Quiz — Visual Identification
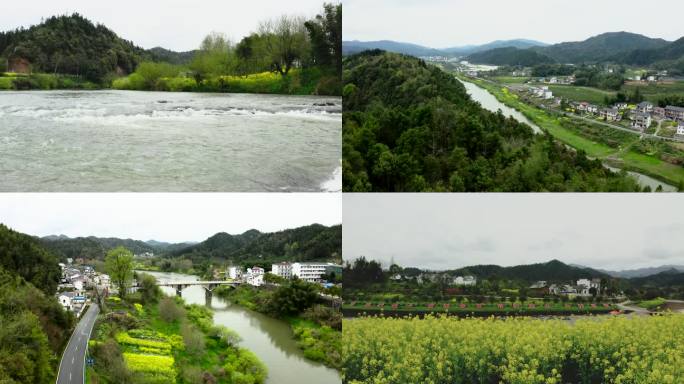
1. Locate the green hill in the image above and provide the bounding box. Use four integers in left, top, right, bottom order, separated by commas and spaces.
534, 32, 669, 63
342, 51, 642, 192
451, 260, 609, 282
169, 224, 342, 265
40, 235, 160, 261
0, 13, 147, 81
466, 46, 554, 66
0, 225, 75, 384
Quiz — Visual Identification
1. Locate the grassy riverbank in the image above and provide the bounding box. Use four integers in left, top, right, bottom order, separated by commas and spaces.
86, 280, 266, 384
0, 72, 100, 90
215, 283, 342, 369
460, 75, 684, 188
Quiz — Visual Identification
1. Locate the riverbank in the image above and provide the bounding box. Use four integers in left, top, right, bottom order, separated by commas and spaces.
458, 74, 684, 189
215, 284, 342, 369
0, 68, 341, 96
86, 286, 267, 384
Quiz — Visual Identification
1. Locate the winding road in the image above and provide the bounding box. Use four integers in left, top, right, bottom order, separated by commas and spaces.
56, 304, 99, 384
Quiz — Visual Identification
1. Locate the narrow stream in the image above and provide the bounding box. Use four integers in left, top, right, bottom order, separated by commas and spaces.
459, 79, 677, 191
140, 271, 340, 384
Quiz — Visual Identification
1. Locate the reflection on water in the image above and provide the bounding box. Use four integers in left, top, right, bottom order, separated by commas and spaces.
141, 271, 340, 384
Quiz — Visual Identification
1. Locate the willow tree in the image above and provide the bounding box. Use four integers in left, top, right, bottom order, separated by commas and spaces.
258, 15, 309, 76
105, 246, 134, 299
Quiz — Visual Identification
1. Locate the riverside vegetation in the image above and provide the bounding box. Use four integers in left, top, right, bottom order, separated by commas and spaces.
215, 277, 342, 369
0, 3, 341, 95
87, 271, 267, 384
342, 314, 684, 384
342, 51, 645, 191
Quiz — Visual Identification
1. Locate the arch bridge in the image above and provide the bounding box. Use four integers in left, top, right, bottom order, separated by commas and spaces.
156, 280, 241, 300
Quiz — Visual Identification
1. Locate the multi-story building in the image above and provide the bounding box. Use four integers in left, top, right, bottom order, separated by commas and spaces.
228, 266, 243, 280
292, 262, 340, 283
632, 112, 651, 131
452, 275, 477, 286
245, 267, 264, 286
270, 262, 293, 279
637, 101, 653, 114
665, 105, 684, 121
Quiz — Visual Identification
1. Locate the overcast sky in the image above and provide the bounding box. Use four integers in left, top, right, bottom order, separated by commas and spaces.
344, 194, 684, 271
0, 193, 341, 243
0, 0, 327, 51
344, 0, 683, 48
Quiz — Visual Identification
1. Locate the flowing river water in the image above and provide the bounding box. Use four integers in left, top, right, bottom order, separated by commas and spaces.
141, 271, 340, 384
459, 79, 677, 191
0, 90, 341, 192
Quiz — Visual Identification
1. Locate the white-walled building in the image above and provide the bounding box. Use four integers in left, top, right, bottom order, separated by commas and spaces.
270, 262, 293, 279
228, 266, 243, 280
452, 275, 477, 286
577, 278, 601, 296
677, 123, 684, 136
245, 267, 264, 286
291, 262, 339, 283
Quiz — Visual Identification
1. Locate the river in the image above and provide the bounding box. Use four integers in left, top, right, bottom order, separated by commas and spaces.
459, 79, 677, 191
141, 271, 340, 384
0, 90, 341, 192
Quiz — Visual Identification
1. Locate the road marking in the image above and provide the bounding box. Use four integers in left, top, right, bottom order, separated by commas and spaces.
72, 356, 74, 364
69, 372, 72, 382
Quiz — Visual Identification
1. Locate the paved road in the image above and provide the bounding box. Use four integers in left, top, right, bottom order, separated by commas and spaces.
616, 301, 652, 315
56, 304, 100, 384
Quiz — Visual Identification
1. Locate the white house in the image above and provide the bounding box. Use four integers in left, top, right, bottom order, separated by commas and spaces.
543, 90, 553, 99
577, 278, 601, 296
291, 262, 333, 283
58, 292, 76, 311
245, 267, 264, 286
632, 112, 652, 131
270, 262, 293, 279
228, 266, 243, 280
530, 281, 547, 289
452, 275, 476, 286
677, 124, 684, 136
637, 101, 653, 114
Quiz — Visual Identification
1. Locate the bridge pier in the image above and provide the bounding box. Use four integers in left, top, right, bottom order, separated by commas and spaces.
175, 285, 184, 297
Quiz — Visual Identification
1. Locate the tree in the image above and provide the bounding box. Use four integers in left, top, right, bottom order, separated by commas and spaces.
105, 246, 134, 299
304, 3, 342, 75
268, 278, 319, 316
159, 297, 184, 323
137, 272, 161, 304
258, 15, 309, 76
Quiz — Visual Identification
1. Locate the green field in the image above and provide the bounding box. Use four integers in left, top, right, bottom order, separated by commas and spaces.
462, 76, 684, 188
491, 76, 531, 84
344, 299, 615, 314
546, 84, 616, 105
622, 81, 684, 103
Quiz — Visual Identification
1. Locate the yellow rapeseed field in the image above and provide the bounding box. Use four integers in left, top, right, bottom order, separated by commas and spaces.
342, 315, 684, 384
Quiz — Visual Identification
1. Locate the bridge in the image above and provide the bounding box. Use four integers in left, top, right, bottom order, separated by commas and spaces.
156, 280, 241, 300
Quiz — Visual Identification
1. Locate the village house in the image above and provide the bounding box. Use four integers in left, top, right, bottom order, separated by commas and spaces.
228, 266, 243, 280
632, 112, 652, 131
600, 108, 621, 121
577, 102, 588, 112
577, 278, 601, 296
390, 273, 402, 281
677, 123, 684, 136
653, 106, 666, 119
614, 102, 628, 110
637, 101, 654, 114
665, 105, 684, 121
270, 262, 293, 279
452, 275, 477, 286
587, 104, 598, 114
244, 267, 265, 286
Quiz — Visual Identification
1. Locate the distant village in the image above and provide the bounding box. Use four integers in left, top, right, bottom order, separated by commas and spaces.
389, 271, 622, 299
226, 261, 342, 288
57, 259, 111, 318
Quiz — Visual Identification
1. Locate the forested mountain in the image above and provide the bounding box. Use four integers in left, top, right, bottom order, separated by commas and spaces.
40, 235, 161, 261
449, 260, 609, 282
533, 32, 669, 63
466, 47, 555, 66
597, 265, 684, 278
147, 47, 197, 65
0, 224, 62, 294
168, 224, 342, 265
444, 39, 548, 56
342, 39, 548, 58
342, 51, 642, 191
342, 40, 443, 57
0, 13, 147, 81
0, 225, 74, 384
620, 37, 684, 65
